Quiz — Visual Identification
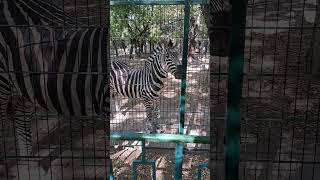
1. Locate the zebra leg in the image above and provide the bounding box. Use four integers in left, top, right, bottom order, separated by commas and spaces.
154, 103, 160, 119
7, 96, 33, 157
0, 95, 9, 177
153, 105, 165, 133
110, 88, 119, 118
6, 96, 49, 179
143, 99, 160, 133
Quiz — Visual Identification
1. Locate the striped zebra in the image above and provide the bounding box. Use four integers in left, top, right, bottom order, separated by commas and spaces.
0, 0, 109, 175
110, 39, 181, 133
201, 0, 231, 56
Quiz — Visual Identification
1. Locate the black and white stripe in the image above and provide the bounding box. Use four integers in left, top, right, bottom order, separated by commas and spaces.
210, 0, 229, 13
200, 0, 230, 56
0, 0, 109, 157
110, 39, 180, 132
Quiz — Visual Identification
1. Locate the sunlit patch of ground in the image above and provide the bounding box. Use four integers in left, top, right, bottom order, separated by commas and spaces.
111, 148, 209, 180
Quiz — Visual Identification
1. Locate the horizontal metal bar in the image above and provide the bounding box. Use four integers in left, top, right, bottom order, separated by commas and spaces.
110, 145, 210, 151
4, 156, 320, 165
1, 24, 319, 30
110, 132, 210, 144
110, 0, 208, 5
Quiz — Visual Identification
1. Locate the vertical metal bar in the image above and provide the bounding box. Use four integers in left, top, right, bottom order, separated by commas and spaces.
311, 100, 320, 179
291, 0, 307, 179
225, 0, 247, 180
197, 163, 208, 180
105, 0, 111, 177
110, 160, 114, 180
132, 162, 138, 180
175, 0, 191, 179
141, 141, 146, 162
300, 80, 311, 180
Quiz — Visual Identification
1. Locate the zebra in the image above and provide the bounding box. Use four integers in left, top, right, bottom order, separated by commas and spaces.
201, 0, 231, 57
0, 0, 109, 177
110, 39, 181, 133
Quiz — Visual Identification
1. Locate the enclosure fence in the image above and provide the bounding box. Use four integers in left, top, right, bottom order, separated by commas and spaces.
109, 0, 247, 180
109, 0, 213, 179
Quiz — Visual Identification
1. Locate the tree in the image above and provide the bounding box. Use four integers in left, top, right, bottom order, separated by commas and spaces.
111, 5, 166, 57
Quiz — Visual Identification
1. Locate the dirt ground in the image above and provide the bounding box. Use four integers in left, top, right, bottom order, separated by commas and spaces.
111, 148, 209, 180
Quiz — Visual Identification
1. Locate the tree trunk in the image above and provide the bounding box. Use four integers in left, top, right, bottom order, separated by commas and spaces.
135, 42, 138, 54
140, 41, 144, 54
201, 1, 231, 57
122, 40, 126, 55
149, 41, 152, 53
129, 39, 134, 59
112, 40, 118, 57
306, 1, 320, 78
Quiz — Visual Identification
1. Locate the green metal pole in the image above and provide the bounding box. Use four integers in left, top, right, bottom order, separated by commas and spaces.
110, 132, 209, 144
141, 141, 146, 162
175, 0, 191, 179
225, 0, 247, 180
110, 160, 114, 180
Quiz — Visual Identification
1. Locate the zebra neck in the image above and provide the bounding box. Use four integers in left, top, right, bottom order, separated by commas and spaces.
145, 58, 167, 85
150, 46, 167, 74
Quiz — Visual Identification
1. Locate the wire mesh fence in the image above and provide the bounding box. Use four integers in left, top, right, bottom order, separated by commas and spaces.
109, 3, 210, 179
0, 0, 110, 179
210, 0, 320, 179
2, 0, 319, 179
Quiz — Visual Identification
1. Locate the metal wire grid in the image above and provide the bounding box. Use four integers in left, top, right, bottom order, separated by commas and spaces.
0, 0, 109, 179
210, 0, 320, 179
110, 4, 210, 150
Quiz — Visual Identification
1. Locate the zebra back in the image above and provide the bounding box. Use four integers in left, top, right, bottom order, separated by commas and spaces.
0, 0, 109, 116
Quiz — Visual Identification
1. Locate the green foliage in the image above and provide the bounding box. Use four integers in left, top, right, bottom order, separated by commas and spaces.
111, 5, 164, 43
110, 5, 207, 44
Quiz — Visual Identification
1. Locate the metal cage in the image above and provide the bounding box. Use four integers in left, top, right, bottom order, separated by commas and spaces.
109, 1, 210, 179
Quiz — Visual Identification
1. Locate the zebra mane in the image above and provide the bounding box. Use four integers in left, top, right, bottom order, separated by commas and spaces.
146, 44, 165, 63
140, 43, 171, 75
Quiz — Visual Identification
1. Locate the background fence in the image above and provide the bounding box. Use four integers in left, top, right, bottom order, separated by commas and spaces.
210, 0, 320, 179
109, 3, 211, 179
0, 0, 110, 179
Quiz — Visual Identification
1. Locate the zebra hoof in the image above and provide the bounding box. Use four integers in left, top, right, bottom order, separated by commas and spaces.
145, 125, 154, 134
154, 125, 165, 134
156, 128, 165, 134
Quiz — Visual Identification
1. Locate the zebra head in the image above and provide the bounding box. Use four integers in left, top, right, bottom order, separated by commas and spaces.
162, 39, 182, 79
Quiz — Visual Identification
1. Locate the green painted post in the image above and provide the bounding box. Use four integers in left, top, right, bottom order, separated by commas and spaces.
141, 141, 146, 162
110, 160, 114, 180
197, 163, 208, 180
225, 0, 247, 180
110, 132, 209, 144
132, 141, 157, 180
175, 0, 191, 179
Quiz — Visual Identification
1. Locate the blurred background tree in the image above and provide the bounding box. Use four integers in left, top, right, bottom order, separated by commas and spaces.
110, 5, 208, 57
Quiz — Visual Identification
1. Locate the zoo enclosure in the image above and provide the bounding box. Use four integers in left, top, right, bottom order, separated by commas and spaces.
209, 0, 320, 180
109, 2, 245, 177
109, 0, 213, 179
